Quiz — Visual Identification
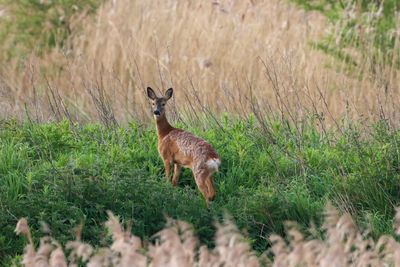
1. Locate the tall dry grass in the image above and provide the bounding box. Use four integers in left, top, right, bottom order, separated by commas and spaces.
15, 204, 400, 266
1, 0, 399, 126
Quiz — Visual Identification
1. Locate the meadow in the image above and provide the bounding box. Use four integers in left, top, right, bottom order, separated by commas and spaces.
2, 116, 400, 266
0, 0, 400, 266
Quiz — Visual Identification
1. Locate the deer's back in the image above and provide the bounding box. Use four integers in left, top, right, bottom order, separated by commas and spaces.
158, 128, 220, 171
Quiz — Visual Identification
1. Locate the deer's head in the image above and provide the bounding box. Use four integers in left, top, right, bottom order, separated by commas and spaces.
147, 87, 173, 118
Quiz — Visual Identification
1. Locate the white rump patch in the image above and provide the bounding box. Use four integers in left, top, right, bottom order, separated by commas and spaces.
206, 158, 221, 172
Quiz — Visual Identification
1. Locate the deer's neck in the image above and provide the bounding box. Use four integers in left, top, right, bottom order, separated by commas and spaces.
155, 113, 174, 139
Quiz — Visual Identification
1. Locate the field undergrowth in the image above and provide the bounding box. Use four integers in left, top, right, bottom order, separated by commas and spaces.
1, 115, 400, 265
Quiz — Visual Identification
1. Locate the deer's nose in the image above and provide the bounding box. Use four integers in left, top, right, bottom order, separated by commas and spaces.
154, 110, 160, 115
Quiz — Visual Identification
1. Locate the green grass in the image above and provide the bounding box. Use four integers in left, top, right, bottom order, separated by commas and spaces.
1, 116, 400, 265
0, 0, 101, 62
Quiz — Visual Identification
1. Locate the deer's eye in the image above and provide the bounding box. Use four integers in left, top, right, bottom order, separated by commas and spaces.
152, 103, 155, 106
162, 103, 165, 106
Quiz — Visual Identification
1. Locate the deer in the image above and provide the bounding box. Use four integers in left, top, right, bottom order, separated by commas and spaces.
147, 87, 221, 209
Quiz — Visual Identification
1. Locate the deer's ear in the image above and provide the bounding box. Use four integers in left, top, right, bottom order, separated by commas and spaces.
165, 88, 173, 100
147, 87, 156, 100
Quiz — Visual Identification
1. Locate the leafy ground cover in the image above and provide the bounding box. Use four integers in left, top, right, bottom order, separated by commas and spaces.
1, 116, 399, 265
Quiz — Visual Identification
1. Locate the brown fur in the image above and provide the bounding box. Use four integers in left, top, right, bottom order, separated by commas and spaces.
147, 87, 221, 208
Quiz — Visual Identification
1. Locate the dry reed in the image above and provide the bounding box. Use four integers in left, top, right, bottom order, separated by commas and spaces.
1, 0, 398, 126
15, 203, 400, 266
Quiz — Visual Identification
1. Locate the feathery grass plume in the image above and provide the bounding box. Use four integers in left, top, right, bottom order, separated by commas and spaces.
268, 202, 400, 266
394, 207, 400, 235
49, 247, 67, 267
65, 240, 94, 265
149, 218, 198, 266
269, 234, 289, 266
203, 214, 259, 267
15, 218, 36, 266
15, 219, 60, 267
66, 219, 94, 265
86, 248, 114, 267
34, 237, 53, 267
104, 210, 146, 267
14, 205, 400, 266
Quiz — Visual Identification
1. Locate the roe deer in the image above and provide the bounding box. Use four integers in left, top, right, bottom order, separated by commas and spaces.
147, 87, 221, 209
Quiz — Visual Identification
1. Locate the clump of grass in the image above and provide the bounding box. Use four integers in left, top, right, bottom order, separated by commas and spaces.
14, 203, 400, 266
269, 202, 400, 266
15, 212, 258, 266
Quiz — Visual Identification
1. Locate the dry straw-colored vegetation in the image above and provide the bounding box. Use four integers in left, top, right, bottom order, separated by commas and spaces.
15, 204, 400, 267
1, 0, 399, 125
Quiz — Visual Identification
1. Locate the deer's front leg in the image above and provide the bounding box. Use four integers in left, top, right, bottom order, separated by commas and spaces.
163, 159, 173, 182
172, 164, 182, 186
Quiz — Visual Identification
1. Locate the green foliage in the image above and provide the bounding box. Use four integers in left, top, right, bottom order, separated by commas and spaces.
0, 0, 101, 61
1, 117, 400, 265
292, 0, 400, 69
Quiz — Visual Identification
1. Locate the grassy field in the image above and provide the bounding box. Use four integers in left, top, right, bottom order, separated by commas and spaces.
1, 115, 400, 265
1, 0, 400, 265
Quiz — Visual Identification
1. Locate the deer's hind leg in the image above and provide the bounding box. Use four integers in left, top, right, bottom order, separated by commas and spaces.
194, 169, 215, 209
205, 175, 215, 202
